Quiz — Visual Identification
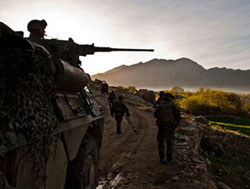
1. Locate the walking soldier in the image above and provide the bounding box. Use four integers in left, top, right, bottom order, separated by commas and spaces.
154, 93, 181, 163
111, 96, 130, 134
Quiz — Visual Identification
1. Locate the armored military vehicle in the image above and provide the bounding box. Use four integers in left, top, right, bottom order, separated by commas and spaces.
0, 22, 153, 189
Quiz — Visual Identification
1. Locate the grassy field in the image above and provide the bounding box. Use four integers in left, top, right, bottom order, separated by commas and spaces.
208, 117, 250, 136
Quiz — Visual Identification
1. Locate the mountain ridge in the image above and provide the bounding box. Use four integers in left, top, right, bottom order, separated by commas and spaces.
91, 58, 250, 92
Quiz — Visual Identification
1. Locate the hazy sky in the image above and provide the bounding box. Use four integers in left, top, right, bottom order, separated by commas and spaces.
1, 0, 250, 74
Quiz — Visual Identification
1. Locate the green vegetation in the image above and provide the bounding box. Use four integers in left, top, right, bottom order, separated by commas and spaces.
163, 88, 250, 135
210, 124, 250, 136
165, 88, 250, 116
202, 149, 250, 188
117, 86, 250, 119
209, 117, 250, 126
118, 86, 138, 95
209, 117, 250, 136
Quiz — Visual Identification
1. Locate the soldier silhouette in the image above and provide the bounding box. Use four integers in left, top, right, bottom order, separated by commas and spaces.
154, 91, 164, 108
154, 93, 181, 163
108, 91, 116, 110
111, 96, 130, 134
101, 81, 109, 95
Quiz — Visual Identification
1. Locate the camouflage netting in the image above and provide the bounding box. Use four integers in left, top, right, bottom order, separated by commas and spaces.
0, 46, 58, 188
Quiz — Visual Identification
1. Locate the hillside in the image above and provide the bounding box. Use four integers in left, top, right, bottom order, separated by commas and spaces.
92, 58, 250, 92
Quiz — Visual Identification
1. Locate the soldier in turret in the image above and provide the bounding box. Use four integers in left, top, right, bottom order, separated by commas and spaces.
111, 96, 130, 134
154, 93, 181, 163
27, 19, 47, 39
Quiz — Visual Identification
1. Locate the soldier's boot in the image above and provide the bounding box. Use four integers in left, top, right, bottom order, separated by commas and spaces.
167, 153, 172, 162
166, 139, 173, 162
117, 121, 122, 134
159, 152, 166, 163
117, 128, 121, 134
157, 137, 165, 163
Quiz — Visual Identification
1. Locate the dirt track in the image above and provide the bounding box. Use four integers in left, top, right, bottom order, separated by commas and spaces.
96, 95, 179, 189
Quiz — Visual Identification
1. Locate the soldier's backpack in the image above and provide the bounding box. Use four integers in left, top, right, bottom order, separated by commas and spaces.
113, 101, 124, 115
156, 102, 175, 123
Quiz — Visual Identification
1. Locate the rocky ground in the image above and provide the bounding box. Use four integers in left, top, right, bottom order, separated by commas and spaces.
93, 89, 250, 189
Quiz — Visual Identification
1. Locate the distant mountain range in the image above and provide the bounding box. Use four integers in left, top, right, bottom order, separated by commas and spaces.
91, 58, 250, 92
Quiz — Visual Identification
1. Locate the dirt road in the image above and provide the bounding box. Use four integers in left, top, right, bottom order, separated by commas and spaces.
96, 95, 179, 189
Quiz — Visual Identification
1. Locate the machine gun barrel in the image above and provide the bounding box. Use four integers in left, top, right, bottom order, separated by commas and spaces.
78, 44, 154, 56
95, 47, 154, 52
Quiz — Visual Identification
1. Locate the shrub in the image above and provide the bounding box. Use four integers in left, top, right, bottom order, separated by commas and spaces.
171, 86, 184, 95
176, 89, 248, 116
118, 86, 138, 95
242, 102, 250, 113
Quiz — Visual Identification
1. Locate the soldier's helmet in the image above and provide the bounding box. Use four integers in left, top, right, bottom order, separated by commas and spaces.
159, 91, 165, 97
164, 93, 174, 101
27, 19, 47, 32
118, 95, 124, 101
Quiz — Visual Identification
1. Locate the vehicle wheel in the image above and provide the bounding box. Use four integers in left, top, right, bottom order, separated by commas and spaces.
65, 134, 99, 189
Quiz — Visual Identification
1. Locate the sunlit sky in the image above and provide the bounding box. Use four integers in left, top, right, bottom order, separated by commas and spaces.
1, 0, 250, 74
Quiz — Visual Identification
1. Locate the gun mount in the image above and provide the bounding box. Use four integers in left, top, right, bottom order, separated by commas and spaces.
27, 37, 154, 67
